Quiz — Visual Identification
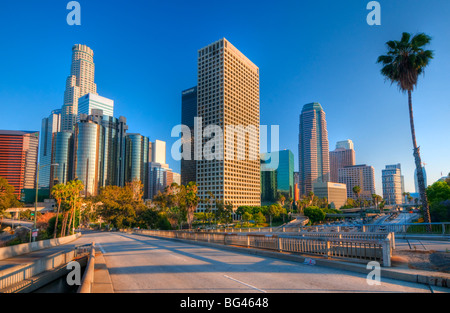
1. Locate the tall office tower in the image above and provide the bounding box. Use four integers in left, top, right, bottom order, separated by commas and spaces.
50, 131, 74, 187
382, 164, 403, 205
173, 172, 181, 185
261, 150, 294, 197
0, 130, 39, 197
298, 102, 330, 196
39, 109, 61, 187
62, 44, 97, 131
338, 164, 375, 202
125, 133, 149, 198
336, 140, 354, 150
196, 38, 260, 212
150, 140, 166, 164
414, 166, 427, 194
181, 86, 198, 185
260, 168, 277, 203
329, 142, 356, 183
73, 113, 103, 196
77, 93, 114, 120
69, 110, 128, 195
115, 116, 129, 187
148, 162, 169, 200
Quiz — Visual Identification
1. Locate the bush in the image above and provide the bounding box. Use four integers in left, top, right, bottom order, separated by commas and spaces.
304, 206, 326, 224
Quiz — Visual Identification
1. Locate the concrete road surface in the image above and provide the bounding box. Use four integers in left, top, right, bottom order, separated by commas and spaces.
77, 231, 448, 293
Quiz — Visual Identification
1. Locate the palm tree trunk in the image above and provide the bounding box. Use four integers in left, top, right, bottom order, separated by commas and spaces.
408, 90, 431, 230
53, 201, 61, 239
61, 212, 68, 237
67, 208, 74, 235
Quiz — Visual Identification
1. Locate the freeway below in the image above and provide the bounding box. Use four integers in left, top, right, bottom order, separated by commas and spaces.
77, 231, 447, 293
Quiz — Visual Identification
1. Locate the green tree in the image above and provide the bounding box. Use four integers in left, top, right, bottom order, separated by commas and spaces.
377, 32, 434, 225
242, 211, 253, 226
253, 211, 266, 226
426, 181, 450, 222
0, 177, 20, 214
304, 206, 326, 225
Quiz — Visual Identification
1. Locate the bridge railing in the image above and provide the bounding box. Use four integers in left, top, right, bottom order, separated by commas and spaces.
132, 229, 392, 267
295, 222, 450, 235
78, 242, 95, 293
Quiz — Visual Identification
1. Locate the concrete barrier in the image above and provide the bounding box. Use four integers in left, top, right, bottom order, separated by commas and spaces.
0, 233, 81, 261
78, 242, 95, 293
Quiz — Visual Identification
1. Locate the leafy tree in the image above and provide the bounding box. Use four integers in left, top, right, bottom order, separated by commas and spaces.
242, 211, 253, 226
377, 32, 434, 225
253, 211, 266, 226
304, 206, 326, 224
426, 181, 450, 222
0, 177, 20, 214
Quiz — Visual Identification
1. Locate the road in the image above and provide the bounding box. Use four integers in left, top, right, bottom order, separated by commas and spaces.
77, 231, 448, 293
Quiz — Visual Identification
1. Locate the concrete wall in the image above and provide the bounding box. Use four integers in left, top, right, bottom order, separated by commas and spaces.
0, 233, 81, 261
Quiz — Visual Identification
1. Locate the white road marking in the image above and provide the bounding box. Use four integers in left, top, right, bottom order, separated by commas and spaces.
223, 275, 266, 293
96, 242, 106, 254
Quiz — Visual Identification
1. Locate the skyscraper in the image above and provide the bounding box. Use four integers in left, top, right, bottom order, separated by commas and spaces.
77, 93, 114, 120
73, 114, 103, 196
382, 164, 403, 205
181, 86, 198, 186
336, 140, 354, 150
414, 166, 427, 194
261, 150, 294, 197
196, 38, 260, 211
50, 131, 73, 187
338, 164, 375, 201
0, 130, 39, 197
329, 141, 356, 183
62, 44, 97, 131
298, 102, 330, 196
39, 109, 61, 187
125, 133, 149, 198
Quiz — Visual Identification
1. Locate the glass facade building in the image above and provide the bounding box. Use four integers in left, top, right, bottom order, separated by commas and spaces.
74, 118, 103, 196
298, 102, 330, 196
181, 86, 197, 185
261, 150, 294, 197
78, 93, 114, 120
39, 109, 61, 187
125, 133, 149, 198
50, 131, 74, 187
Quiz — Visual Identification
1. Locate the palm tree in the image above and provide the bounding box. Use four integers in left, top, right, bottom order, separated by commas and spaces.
377, 32, 433, 226
51, 183, 68, 238
352, 186, 361, 207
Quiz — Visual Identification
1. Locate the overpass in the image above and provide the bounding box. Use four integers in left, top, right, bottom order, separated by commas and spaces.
0, 230, 449, 293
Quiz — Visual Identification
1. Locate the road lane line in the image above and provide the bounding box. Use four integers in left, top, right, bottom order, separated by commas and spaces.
223, 275, 266, 293
96, 242, 106, 254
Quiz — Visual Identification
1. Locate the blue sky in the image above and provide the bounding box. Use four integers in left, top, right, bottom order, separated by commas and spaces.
0, 0, 449, 194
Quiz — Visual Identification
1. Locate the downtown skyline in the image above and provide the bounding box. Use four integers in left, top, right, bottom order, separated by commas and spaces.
1, 1, 449, 195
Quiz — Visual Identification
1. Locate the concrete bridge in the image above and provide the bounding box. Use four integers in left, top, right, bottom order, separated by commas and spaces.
0, 230, 449, 294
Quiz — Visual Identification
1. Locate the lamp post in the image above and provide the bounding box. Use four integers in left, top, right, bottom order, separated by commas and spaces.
33, 163, 59, 241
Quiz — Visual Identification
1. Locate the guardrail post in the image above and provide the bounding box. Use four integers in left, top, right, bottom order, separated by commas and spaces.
247, 236, 250, 248
326, 241, 331, 258
442, 223, 446, 235
278, 237, 282, 252
382, 239, 391, 267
